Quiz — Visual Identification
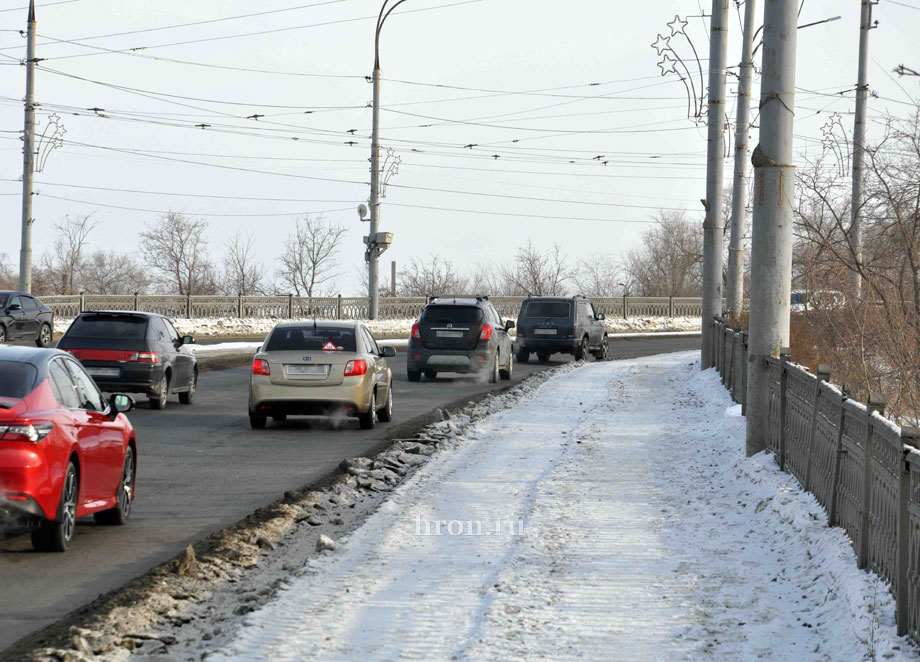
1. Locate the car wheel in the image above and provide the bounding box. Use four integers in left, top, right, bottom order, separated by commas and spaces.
594, 337, 609, 361
272, 414, 287, 423
537, 352, 551, 363
575, 336, 589, 361
378, 382, 394, 422
0, 324, 6, 344
516, 348, 529, 364
423, 369, 438, 380
179, 370, 197, 405
359, 391, 377, 430
35, 323, 52, 348
149, 375, 169, 410
250, 413, 267, 429
32, 461, 78, 552
499, 352, 513, 380
407, 369, 421, 382
488, 354, 499, 384
95, 447, 135, 526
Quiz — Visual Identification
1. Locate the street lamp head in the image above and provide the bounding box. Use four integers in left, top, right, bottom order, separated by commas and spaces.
357, 203, 369, 220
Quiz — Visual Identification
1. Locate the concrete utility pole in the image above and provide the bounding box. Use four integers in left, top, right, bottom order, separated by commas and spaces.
18, 0, 36, 294
700, 0, 730, 369
849, 0, 875, 298
390, 260, 396, 297
726, 0, 757, 318
746, 0, 800, 456
367, 0, 408, 320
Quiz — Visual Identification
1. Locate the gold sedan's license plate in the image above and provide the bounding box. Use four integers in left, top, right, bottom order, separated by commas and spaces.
534, 329, 557, 335
285, 364, 329, 377
436, 330, 464, 338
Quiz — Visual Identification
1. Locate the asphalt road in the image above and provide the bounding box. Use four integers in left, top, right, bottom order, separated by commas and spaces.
0, 336, 699, 653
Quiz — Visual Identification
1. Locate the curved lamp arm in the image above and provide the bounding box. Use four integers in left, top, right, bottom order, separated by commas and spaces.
375, 0, 411, 69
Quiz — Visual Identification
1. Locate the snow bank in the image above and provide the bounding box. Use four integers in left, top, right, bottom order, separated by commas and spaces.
54, 316, 701, 338
197, 353, 914, 661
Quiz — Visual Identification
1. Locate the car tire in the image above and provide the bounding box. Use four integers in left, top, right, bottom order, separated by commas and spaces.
537, 352, 551, 363
407, 369, 421, 382
94, 447, 135, 526
0, 324, 6, 344
250, 413, 267, 429
499, 353, 513, 381
423, 369, 437, 380
593, 337, 609, 361
574, 336, 589, 362
35, 323, 52, 348
378, 383, 394, 422
359, 391, 377, 430
488, 354, 499, 384
516, 348, 529, 364
32, 461, 78, 552
149, 375, 169, 410
179, 370, 197, 405
272, 414, 287, 423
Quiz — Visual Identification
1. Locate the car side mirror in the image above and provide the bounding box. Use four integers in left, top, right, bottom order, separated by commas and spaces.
381, 346, 397, 358
596, 313, 605, 321
505, 320, 515, 330
7, 303, 21, 312
110, 393, 135, 416
182, 335, 195, 345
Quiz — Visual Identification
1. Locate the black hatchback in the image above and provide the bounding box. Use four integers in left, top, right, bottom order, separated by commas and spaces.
514, 296, 608, 362
57, 311, 197, 410
0, 291, 54, 347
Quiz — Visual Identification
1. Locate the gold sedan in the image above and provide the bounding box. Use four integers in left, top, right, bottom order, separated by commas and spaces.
248, 321, 396, 430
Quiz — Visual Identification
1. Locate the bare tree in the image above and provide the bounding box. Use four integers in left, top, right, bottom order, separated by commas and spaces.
276, 215, 347, 297
80, 251, 150, 295
397, 254, 467, 296
220, 232, 265, 295
140, 212, 217, 295
624, 212, 703, 297
0, 253, 15, 289
35, 214, 97, 294
574, 254, 622, 296
498, 241, 573, 296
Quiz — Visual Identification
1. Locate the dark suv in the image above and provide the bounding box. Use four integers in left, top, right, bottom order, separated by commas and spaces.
515, 296, 608, 363
0, 291, 54, 347
407, 296, 514, 383
57, 311, 197, 410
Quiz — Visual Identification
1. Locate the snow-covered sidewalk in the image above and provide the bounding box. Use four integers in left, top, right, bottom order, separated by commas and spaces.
208, 352, 914, 661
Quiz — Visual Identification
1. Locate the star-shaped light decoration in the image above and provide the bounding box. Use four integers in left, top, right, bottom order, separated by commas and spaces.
650, 33, 671, 56
657, 54, 677, 77
667, 15, 689, 37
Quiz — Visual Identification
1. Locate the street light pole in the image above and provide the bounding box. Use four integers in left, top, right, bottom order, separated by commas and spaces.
849, 0, 875, 298
18, 0, 36, 294
368, 0, 409, 320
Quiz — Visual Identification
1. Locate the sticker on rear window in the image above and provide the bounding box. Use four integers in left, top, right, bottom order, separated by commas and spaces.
322, 342, 342, 351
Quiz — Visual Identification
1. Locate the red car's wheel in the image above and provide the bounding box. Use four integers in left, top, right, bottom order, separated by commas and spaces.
94, 446, 135, 526
32, 461, 78, 553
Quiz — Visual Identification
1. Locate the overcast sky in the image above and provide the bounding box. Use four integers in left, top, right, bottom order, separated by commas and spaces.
1, 0, 918, 295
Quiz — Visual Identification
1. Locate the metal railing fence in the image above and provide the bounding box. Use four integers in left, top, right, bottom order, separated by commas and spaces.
711, 317, 920, 641
38, 294, 706, 321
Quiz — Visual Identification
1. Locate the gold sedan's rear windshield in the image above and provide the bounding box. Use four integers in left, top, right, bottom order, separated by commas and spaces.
266, 326, 357, 352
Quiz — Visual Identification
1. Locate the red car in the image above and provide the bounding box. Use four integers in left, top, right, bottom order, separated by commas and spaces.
0, 346, 137, 551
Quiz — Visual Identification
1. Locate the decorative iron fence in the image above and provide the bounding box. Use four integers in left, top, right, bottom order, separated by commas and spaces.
39, 294, 705, 321
711, 317, 920, 642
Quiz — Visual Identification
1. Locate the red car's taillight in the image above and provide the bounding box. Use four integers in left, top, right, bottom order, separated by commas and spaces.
411, 323, 420, 339
127, 351, 158, 363
480, 324, 493, 340
344, 359, 367, 377
252, 359, 271, 376
0, 419, 53, 443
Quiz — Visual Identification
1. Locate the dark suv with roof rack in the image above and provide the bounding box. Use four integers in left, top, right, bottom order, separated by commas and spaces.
407, 295, 514, 383
514, 296, 608, 363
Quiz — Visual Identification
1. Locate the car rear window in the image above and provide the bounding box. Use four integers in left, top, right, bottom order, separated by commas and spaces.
420, 306, 483, 325
66, 314, 148, 340
265, 326, 357, 352
0, 361, 38, 399
523, 301, 571, 318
